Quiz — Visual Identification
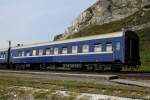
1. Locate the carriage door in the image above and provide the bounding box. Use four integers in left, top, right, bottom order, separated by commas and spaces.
129, 39, 133, 61
113, 42, 121, 62
129, 39, 139, 64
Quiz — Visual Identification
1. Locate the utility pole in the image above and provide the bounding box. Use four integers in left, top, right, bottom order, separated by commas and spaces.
7, 40, 11, 69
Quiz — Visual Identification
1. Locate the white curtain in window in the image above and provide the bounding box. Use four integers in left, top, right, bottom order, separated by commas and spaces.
62, 47, 67, 54
39, 50, 43, 56
32, 50, 37, 56
46, 49, 51, 55
94, 44, 102, 52
54, 48, 58, 55
72, 46, 78, 54
106, 43, 112, 52
26, 51, 30, 56
82, 45, 89, 53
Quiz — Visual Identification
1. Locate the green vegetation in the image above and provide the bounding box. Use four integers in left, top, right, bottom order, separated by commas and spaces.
137, 28, 150, 71
67, 10, 150, 71
71, 9, 150, 37
0, 74, 149, 99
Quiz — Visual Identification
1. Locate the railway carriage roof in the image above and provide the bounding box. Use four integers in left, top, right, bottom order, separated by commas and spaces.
0, 31, 124, 50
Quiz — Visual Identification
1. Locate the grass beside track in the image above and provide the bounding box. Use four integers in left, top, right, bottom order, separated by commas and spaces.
0, 74, 149, 99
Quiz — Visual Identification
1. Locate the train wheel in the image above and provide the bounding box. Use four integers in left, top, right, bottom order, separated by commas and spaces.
81, 64, 87, 71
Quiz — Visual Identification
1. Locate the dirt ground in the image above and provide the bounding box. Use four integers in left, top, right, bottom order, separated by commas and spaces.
0, 71, 149, 100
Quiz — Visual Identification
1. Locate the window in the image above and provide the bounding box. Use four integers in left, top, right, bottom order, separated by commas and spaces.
26, 51, 30, 56
94, 44, 102, 52
22, 51, 25, 56
54, 48, 58, 55
11, 53, 13, 57
3, 53, 5, 59
62, 47, 68, 54
106, 43, 112, 52
46, 48, 51, 55
0, 54, 2, 58
0, 54, 3, 58
18, 51, 22, 57
116, 42, 121, 51
39, 49, 43, 56
82, 45, 89, 53
2, 53, 5, 58
32, 50, 37, 56
72, 46, 78, 54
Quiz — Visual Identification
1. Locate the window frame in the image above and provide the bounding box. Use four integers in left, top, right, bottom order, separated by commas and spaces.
45, 48, 51, 55
106, 43, 113, 52
62, 47, 68, 54
72, 46, 78, 54
32, 50, 37, 56
94, 43, 102, 52
39, 49, 43, 56
54, 48, 59, 55
82, 45, 89, 53
22, 51, 25, 57
0, 53, 3, 58
116, 42, 121, 51
18, 51, 22, 57
3, 53, 6, 59
26, 51, 30, 56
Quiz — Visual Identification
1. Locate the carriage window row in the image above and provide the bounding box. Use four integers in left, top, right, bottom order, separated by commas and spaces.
17, 43, 114, 57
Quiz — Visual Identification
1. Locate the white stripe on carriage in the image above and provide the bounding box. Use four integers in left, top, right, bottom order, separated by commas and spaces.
13, 51, 113, 59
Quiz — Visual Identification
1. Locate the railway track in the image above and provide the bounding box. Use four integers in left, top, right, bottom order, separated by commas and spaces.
0, 69, 150, 80
0, 69, 150, 88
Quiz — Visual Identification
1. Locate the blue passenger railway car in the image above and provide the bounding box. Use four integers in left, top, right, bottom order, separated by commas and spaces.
0, 31, 140, 71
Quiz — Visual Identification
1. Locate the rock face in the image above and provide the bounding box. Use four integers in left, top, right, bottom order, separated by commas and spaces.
55, 0, 150, 40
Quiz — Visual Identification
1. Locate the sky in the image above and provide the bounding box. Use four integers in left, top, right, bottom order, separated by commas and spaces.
0, 0, 96, 48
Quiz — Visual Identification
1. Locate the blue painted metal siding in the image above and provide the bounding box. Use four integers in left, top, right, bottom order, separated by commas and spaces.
13, 56, 52, 64
0, 59, 6, 64
11, 36, 125, 64
52, 53, 113, 63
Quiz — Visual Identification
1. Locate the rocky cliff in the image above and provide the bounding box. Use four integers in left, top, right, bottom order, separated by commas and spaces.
54, 0, 150, 40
